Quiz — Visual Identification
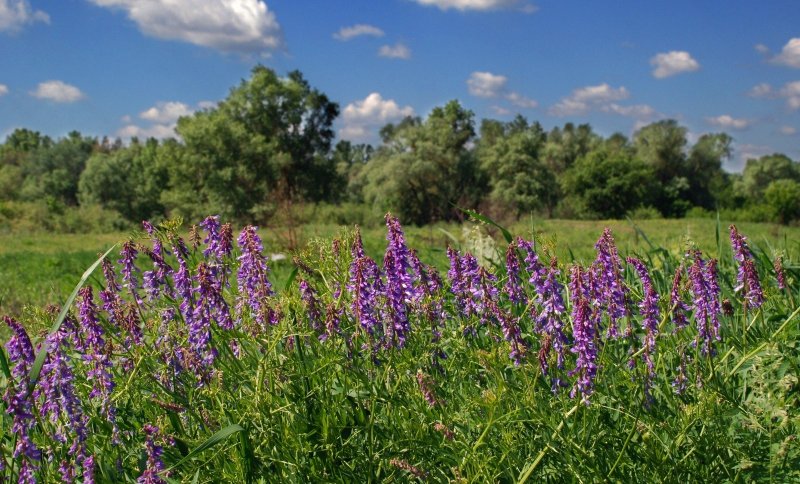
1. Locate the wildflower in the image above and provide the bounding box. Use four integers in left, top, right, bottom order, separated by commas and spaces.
3, 317, 42, 475
390, 458, 428, 479
568, 265, 598, 404
119, 240, 141, 302
627, 257, 661, 402
689, 251, 722, 355
593, 228, 628, 337
517, 237, 548, 294
536, 258, 568, 375
191, 262, 226, 368
774, 255, 787, 290
348, 255, 383, 338
504, 240, 526, 304
669, 264, 690, 331
730, 225, 764, 309
416, 370, 442, 407
236, 225, 275, 330
672, 350, 689, 395
299, 279, 323, 334
383, 214, 418, 347
138, 424, 167, 484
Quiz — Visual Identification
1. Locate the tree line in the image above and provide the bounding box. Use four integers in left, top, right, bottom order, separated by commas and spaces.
1, 65, 799, 230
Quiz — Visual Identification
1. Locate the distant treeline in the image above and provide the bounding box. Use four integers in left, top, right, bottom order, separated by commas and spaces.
2, 65, 799, 232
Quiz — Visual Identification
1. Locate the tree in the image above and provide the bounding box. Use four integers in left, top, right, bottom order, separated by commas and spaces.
765, 179, 800, 224
738, 154, 800, 201
686, 133, 732, 209
634, 120, 691, 216
79, 138, 167, 222
561, 146, 656, 219
361, 101, 482, 224
166, 66, 339, 221
18, 131, 94, 206
478, 117, 558, 217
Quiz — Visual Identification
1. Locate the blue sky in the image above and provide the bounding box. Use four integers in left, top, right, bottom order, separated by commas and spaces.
1, 0, 798, 171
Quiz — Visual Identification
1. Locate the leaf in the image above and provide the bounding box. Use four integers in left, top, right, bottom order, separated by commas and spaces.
462, 209, 513, 244
28, 244, 117, 390
167, 424, 245, 472
0, 347, 11, 380
284, 266, 298, 292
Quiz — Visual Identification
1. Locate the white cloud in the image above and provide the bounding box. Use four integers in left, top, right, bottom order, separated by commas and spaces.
412, 0, 534, 12
30, 80, 85, 103
340, 92, 415, 141
333, 24, 384, 41
549, 83, 630, 116
732, 143, 773, 172
117, 124, 177, 139
490, 105, 512, 116
0, 84, 7, 96
139, 101, 193, 124
650, 51, 700, 79
705, 115, 751, 130
780, 125, 796, 135
772, 38, 800, 68
378, 42, 411, 59
0, 0, 49, 33
505, 91, 537, 108
748, 82, 773, 98
467, 71, 507, 97
467, 71, 537, 110
88, 0, 283, 55
602, 103, 655, 118
754, 43, 770, 55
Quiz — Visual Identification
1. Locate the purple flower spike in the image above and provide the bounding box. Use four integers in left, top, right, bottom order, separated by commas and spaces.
200, 215, 222, 258
236, 225, 276, 330
774, 256, 787, 290
348, 255, 383, 339
504, 241, 526, 305
138, 424, 167, 484
119, 240, 141, 302
689, 251, 722, 356
299, 279, 323, 334
669, 265, 691, 331
627, 257, 661, 401
730, 225, 764, 309
3, 317, 42, 470
568, 265, 599, 404
593, 228, 628, 338
383, 214, 417, 347
536, 258, 568, 376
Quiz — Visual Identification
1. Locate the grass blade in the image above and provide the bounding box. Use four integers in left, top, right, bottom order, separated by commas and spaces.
167, 424, 245, 472
462, 209, 513, 244
27, 244, 117, 390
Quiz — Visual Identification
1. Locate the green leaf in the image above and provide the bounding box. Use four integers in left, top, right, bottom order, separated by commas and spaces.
167, 424, 245, 472
28, 244, 117, 390
0, 346, 11, 380
462, 209, 513, 244
284, 266, 298, 292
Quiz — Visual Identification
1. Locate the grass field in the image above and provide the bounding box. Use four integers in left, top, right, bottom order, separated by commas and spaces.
1, 217, 798, 318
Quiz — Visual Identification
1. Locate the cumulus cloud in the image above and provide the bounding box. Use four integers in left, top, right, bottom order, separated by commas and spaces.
88, 0, 283, 55
772, 38, 800, 68
650, 51, 700, 79
0, 84, 7, 96
30, 80, 85, 103
490, 105, 512, 116
412, 0, 535, 12
549, 83, 630, 116
602, 103, 655, 118
340, 92, 415, 141
466, 71, 537, 110
754, 43, 770, 55
117, 123, 177, 139
780, 125, 796, 135
0, 0, 49, 33
139, 101, 193, 124
333, 24, 384, 41
706, 115, 751, 130
378, 42, 411, 59
750, 81, 800, 110
467, 71, 507, 97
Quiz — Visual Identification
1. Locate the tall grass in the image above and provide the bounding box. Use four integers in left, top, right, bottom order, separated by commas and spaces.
0, 215, 798, 482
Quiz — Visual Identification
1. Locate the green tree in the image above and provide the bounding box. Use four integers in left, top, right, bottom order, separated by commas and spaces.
561, 145, 655, 219
362, 101, 482, 224
633, 120, 691, 216
686, 133, 732, 209
478, 117, 558, 216
738, 154, 800, 201
166, 66, 339, 221
764, 179, 800, 224
18, 131, 94, 206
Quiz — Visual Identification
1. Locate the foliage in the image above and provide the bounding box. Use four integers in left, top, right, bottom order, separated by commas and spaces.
1, 215, 799, 482
765, 179, 800, 224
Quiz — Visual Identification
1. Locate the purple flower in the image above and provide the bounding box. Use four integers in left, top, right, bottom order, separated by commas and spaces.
382, 214, 418, 347
141, 225, 173, 302
504, 241, 526, 305
299, 279, 323, 335
190, 263, 222, 369
3, 317, 42, 470
200, 215, 223, 259
627, 257, 661, 401
774, 255, 787, 290
593, 229, 628, 338
689, 251, 722, 356
348, 255, 383, 339
568, 265, 599, 404
138, 424, 167, 484
730, 225, 764, 309
236, 226, 276, 330
669, 265, 690, 331
536, 259, 568, 375
119, 240, 141, 302
171, 237, 195, 329
517, 237, 547, 293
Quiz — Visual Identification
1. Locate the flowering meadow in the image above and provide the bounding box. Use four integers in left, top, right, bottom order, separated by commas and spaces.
1, 215, 798, 482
